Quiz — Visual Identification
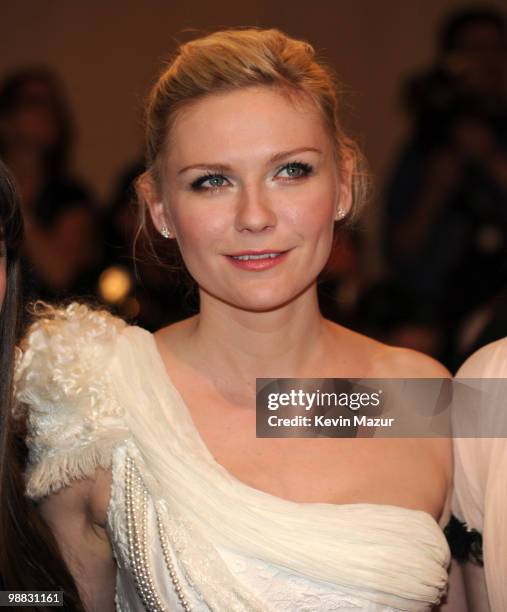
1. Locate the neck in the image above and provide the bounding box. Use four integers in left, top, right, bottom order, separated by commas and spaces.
186, 283, 329, 390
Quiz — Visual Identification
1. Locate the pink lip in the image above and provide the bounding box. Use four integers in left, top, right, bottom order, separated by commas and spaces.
227, 249, 286, 256
225, 249, 290, 271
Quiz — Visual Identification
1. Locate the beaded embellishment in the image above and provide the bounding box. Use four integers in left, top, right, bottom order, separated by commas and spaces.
123, 448, 265, 611
125, 454, 192, 611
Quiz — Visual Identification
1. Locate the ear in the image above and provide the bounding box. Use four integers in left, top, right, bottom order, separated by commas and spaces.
136, 171, 174, 236
334, 150, 354, 221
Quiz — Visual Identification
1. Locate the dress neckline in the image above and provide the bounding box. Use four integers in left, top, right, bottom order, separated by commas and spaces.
135, 326, 445, 530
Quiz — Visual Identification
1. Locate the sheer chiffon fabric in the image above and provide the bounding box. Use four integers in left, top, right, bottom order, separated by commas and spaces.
453, 338, 507, 612
14, 304, 450, 611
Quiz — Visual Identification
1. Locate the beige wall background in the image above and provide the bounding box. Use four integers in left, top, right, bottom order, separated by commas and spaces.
1, 0, 505, 274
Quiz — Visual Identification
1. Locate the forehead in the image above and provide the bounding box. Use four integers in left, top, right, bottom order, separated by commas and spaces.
166, 86, 331, 165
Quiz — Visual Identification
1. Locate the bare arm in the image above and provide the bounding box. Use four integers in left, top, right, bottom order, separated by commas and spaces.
37, 469, 115, 612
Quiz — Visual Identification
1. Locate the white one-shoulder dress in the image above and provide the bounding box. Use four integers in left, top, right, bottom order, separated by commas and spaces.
14, 303, 450, 611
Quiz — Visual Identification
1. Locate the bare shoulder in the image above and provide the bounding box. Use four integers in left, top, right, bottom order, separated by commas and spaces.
371, 342, 451, 379
324, 320, 450, 379
327, 323, 453, 495
376, 343, 453, 503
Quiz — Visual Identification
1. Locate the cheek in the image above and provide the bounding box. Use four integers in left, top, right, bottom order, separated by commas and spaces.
171, 205, 225, 265
283, 181, 336, 239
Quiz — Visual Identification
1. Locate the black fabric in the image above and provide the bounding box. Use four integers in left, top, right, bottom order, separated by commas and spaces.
444, 514, 484, 566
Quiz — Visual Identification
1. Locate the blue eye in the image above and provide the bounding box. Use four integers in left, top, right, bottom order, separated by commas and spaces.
277, 161, 314, 179
190, 160, 313, 192
190, 173, 227, 191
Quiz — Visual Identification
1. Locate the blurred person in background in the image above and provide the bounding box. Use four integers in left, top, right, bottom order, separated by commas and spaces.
380, 6, 507, 367
0, 159, 85, 609
0, 67, 102, 305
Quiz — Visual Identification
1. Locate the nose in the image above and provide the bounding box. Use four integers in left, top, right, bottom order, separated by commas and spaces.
234, 183, 277, 233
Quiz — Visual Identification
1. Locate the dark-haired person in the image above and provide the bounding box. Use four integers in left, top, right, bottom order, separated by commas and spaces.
0, 159, 84, 610
0, 160, 21, 430
381, 6, 507, 366
0, 67, 101, 303
15, 29, 452, 610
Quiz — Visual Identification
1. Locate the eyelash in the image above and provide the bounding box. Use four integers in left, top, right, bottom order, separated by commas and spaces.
190, 160, 314, 191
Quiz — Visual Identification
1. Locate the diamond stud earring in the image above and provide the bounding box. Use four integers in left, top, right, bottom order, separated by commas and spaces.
337, 208, 346, 220
160, 224, 171, 239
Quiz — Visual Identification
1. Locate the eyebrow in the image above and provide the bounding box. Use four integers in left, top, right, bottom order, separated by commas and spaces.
177, 147, 322, 175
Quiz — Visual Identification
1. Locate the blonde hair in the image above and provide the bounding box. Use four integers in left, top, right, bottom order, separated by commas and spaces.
137, 27, 368, 237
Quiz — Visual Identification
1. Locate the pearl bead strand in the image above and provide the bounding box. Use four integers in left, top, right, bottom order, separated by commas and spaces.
125, 454, 192, 610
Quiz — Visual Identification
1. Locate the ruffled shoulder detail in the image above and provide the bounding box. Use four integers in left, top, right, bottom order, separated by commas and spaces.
14, 302, 131, 500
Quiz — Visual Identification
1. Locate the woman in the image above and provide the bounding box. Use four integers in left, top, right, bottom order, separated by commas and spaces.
452, 337, 507, 612
14, 28, 452, 611
0, 159, 84, 608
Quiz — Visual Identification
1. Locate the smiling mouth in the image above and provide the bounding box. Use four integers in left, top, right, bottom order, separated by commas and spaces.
226, 250, 289, 261
230, 253, 282, 261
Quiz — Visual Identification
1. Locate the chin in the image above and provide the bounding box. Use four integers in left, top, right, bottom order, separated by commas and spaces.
223, 283, 314, 313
